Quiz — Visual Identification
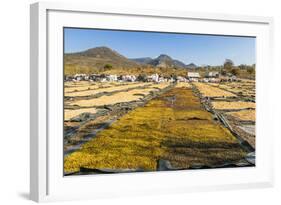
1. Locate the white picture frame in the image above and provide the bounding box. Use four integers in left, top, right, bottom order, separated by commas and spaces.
30, 1, 274, 202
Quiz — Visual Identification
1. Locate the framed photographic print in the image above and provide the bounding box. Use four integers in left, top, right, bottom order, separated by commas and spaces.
30, 2, 274, 202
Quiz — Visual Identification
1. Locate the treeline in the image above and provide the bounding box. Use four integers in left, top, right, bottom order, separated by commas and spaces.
65, 59, 255, 79
194, 59, 255, 79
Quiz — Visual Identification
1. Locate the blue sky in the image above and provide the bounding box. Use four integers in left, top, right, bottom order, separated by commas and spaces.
64, 28, 255, 66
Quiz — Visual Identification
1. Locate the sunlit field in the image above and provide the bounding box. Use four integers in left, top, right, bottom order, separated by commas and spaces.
64, 87, 246, 173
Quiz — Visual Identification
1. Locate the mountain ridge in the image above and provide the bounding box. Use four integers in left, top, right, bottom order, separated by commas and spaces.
131, 54, 197, 69
64, 46, 197, 75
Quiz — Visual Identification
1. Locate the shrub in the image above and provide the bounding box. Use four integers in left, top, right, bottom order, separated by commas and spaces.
104, 64, 113, 70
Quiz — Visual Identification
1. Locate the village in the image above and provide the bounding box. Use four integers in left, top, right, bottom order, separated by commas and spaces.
64, 71, 238, 84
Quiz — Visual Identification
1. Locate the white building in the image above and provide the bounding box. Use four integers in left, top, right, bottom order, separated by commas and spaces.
206, 71, 219, 78
122, 75, 136, 82
73, 73, 88, 81
147, 74, 159, 82
187, 72, 200, 82
106, 74, 118, 82
177, 76, 188, 82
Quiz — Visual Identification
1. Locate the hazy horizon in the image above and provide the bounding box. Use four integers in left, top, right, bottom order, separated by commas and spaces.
64, 28, 256, 66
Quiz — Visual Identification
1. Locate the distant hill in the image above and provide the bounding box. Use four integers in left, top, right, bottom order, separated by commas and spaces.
186, 63, 197, 69
131, 54, 196, 69
64, 47, 140, 75
130, 57, 153, 65
173, 60, 188, 68
64, 46, 197, 75
150, 54, 184, 68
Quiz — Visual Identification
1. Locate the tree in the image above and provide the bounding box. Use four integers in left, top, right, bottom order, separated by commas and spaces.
137, 73, 147, 82
104, 64, 113, 70
238, 64, 247, 70
247, 67, 255, 74
224, 59, 234, 71
230, 68, 240, 76
220, 70, 227, 76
